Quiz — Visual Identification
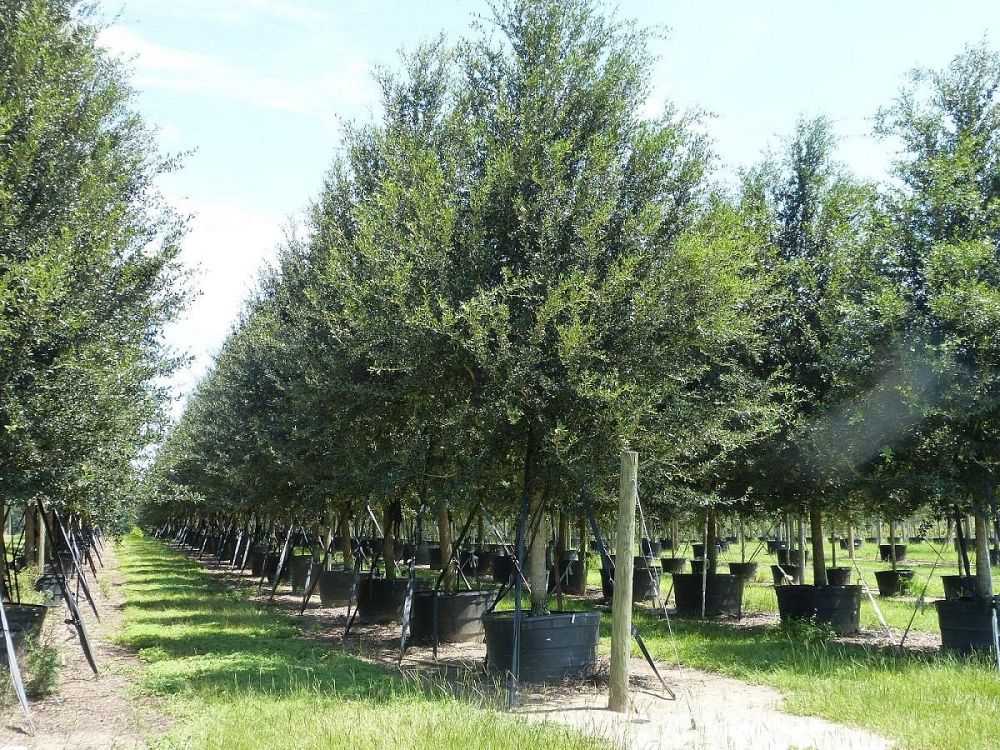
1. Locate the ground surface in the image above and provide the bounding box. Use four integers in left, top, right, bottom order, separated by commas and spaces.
6, 537, 976, 749
0, 543, 168, 750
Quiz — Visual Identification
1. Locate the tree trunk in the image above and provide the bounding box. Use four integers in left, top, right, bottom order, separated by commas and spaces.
974, 505, 994, 600
577, 514, 589, 595
847, 524, 855, 560
382, 499, 400, 580
339, 504, 352, 568
527, 487, 549, 614
889, 520, 898, 571
810, 504, 827, 586
706, 507, 718, 575
796, 515, 806, 584
555, 510, 569, 606
24, 502, 37, 566
438, 499, 454, 592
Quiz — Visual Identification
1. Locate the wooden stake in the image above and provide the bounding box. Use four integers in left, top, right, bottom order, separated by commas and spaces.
609, 450, 637, 713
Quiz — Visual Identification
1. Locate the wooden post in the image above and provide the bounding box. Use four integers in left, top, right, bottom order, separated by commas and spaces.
609, 449, 637, 713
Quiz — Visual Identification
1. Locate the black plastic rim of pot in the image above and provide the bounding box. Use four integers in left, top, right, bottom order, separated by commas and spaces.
774, 584, 862, 635
409, 589, 494, 644
935, 598, 999, 654
481, 610, 600, 684
672, 573, 744, 618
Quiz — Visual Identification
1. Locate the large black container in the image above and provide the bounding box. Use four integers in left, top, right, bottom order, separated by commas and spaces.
493, 554, 515, 584
672, 573, 743, 618
289, 555, 314, 594
826, 567, 852, 586
317, 570, 369, 607
549, 559, 584, 592
879, 544, 908, 563
728, 562, 759, 582
640, 539, 661, 557
777, 549, 808, 566
414, 545, 432, 566
429, 547, 443, 571
839, 538, 863, 550
482, 610, 600, 683
874, 568, 914, 597
661, 557, 686, 574
475, 550, 499, 577
936, 598, 999, 655
600, 558, 661, 602
0, 603, 47, 657
771, 564, 799, 586
249, 547, 266, 577
767, 539, 788, 555
941, 575, 979, 601
410, 590, 493, 643
356, 578, 429, 624
774, 585, 862, 635
263, 552, 289, 583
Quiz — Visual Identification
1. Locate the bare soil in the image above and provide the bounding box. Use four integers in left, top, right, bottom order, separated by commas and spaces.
0, 543, 169, 750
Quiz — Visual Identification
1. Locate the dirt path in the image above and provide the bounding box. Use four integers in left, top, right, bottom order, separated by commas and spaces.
191, 551, 893, 750
0, 543, 168, 750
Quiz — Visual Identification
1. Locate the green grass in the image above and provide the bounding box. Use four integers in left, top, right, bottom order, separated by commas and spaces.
116, 533, 605, 750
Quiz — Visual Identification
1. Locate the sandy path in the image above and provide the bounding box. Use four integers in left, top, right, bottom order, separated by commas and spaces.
0, 543, 168, 750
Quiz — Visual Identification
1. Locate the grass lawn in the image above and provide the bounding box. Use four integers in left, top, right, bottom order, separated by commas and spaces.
115, 533, 604, 750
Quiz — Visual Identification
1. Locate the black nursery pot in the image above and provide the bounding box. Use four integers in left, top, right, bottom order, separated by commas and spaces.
775, 585, 862, 635
874, 568, 914, 597
317, 569, 369, 607
599, 558, 661, 603
777, 549, 808, 566
879, 544, 908, 563
356, 578, 430, 625
640, 539, 661, 558
414, 545, 432, 566
429, 547, 443, 571
728, 562, 759, 582
263, 552, 289, 583
661, 557, 686, 574
249, 548, 266, 577
771, 564, 799, 586
941, 575, 978, 602
493, 554, 515, 584
672, 573, 743, 618
767, 539, 788, 555
482, 610, 600, 683
409, 590, 493, 644
826, 567, 852, 586
289, 554, 314, 594
0, 603, 47, 658
936, 597, 999, 655
549, 558, 585, 592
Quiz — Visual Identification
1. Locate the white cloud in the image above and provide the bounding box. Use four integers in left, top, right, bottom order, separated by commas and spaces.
98, 26, 375, 127
160, 197, 287, 417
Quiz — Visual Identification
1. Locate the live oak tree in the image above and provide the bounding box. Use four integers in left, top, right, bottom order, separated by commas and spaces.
738, 117, 906, 585
877, 43, 1000, 598
1, 0, 186, 538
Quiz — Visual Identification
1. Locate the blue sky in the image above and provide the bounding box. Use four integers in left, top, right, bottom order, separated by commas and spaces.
95, 0, 999, 415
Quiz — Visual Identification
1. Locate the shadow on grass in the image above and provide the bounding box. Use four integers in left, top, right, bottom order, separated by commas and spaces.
117, 536, 410, 702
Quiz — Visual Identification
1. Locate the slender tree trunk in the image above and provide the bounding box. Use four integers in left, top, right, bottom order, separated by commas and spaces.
527, 486, 549, 614
706, 507, 718, 575
974, 504, 994, 600
339, 504, 352, 569
555, 510, 568, 608
810, 504, 826, 586
577, 514, 589, 595
382, 498, 402, 580
889, 520, 898, 571
24, 502, 37, 566
438, 499, 455, 592
847, 524, 855, 560
796, 515, 806, 584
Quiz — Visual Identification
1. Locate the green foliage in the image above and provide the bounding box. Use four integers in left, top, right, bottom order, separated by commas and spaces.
0, 0, 187, 529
